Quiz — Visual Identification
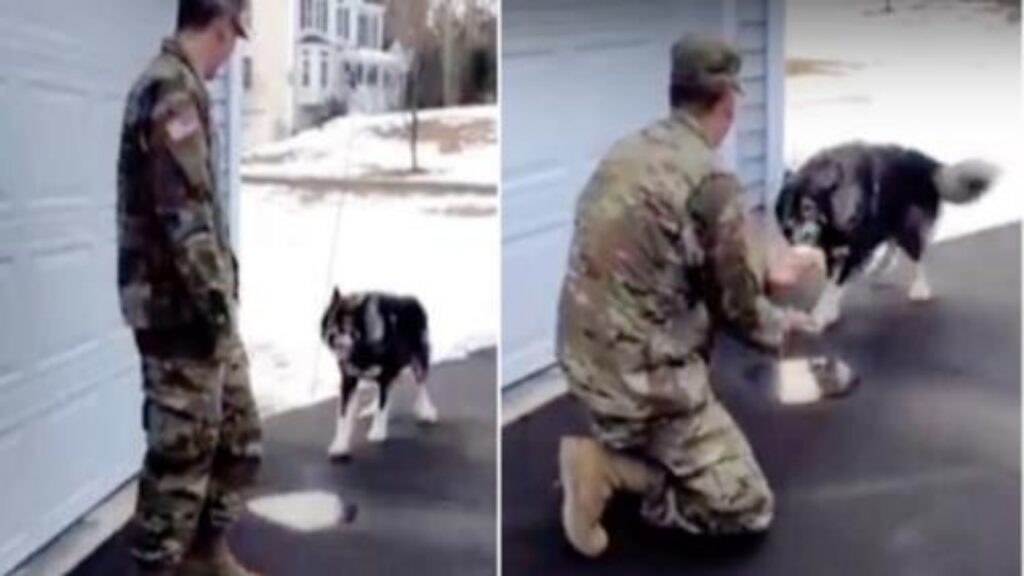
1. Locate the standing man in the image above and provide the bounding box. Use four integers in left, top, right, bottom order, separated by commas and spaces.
117, 2, 261, 574
556, 34, 827, 557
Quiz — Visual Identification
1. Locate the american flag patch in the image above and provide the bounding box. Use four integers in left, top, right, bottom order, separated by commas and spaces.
165, 109, 200, 142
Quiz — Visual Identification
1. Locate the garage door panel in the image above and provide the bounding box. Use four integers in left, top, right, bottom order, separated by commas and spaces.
0, 256, 18, 386
502, 227, 572, 382
0, 428, 29, 561
21, 85, 94, 206
502, 170, 573, 242
29, 241, 99, 363
571, 40, 665, 162
501, 53, 563, 181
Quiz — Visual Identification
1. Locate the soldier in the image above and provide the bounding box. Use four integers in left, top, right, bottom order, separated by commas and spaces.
555, 34, 830, 557
116, 1, 261, 574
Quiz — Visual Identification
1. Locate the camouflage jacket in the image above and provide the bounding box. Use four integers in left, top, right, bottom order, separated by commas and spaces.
117, 39, 236, 339
555, 111, 786, 419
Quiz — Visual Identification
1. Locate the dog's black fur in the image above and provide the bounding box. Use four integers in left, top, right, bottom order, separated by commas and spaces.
320, 288, 431, 422
775, 142, 997, 285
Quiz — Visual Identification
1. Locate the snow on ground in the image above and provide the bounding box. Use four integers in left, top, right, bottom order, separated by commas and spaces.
785, 0, 1022, 242
242, 105, 497, 187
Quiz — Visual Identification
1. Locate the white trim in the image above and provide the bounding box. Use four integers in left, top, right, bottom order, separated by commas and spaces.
501, 368, 568, 427
764, 0, 786, 207
718, 0, 740, 172
228, 49, 243, 251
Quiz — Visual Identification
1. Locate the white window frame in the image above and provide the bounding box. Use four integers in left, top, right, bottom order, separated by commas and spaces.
242, 55, 253, 90
300, 0, 313, 29
358, 13, 371, 48
338, 6, 350, 40
317, 0, 328, 33
320, 50, 329, 88
301, 50, 310, 87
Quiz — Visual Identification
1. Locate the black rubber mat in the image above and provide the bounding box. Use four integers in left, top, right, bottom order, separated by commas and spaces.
71, 348, 497, 576
503, 224, 1021, 575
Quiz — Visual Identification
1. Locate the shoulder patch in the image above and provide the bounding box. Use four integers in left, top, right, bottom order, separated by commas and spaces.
165, 107, 201, 143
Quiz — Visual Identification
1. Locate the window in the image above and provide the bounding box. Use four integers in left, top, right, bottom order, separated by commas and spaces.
321, 51, 329, 88
301, 50, 310, 87
367, 66, 378, 87
300, 0, 313, 29
243, 56, 253, 90
317, 0, 328, 33
358, 14, 370, 48
338, 7, 350, 40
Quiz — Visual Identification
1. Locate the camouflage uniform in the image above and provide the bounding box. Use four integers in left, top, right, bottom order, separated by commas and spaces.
556, 38, 785, 535
117, 38, 262, 570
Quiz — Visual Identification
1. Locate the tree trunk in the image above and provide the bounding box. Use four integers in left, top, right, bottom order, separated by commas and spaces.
408, 58, 421, 173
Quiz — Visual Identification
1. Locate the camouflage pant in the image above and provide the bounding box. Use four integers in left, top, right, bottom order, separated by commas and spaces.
132, 331, 262, 569
589, 393, 774, 535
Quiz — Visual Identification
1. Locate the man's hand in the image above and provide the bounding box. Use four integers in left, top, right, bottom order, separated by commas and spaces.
783, 307, 823, 336
768, 245, 826, 291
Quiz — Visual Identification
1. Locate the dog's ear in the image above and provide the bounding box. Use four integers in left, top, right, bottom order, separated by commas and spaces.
330, 287, 342, 306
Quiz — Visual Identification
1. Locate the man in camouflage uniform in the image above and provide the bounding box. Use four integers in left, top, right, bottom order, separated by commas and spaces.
556, 34, 826, 557
116, 1, 261, 574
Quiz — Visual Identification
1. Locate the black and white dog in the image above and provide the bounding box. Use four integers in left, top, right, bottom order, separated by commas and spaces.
320, 288, 437, 459
775, 142, 999, 330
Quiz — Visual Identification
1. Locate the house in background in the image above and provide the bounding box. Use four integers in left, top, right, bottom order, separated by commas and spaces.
244, 0, 409, 149
501, 0, 785, 392
242, 0, 295, 147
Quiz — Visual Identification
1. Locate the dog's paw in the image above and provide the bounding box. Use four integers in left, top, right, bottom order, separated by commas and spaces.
328, 442, 352, 461
811, 298, 842, 330
908, 279, 933, 302
415, 400, 439, 425
367, 423, 388, 443
359, 403, 378, 419
810, 309, 840, 332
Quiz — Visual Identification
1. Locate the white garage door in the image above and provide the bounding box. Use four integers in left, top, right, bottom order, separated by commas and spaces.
501, 0, 784, 386
0, 3, 241, 573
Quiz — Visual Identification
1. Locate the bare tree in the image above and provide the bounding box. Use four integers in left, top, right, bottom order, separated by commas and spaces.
385, 0, 432, 173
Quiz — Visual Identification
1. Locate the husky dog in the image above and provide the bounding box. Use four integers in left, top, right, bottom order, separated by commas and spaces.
320, 288, 437, 459
775, 142, 998, 330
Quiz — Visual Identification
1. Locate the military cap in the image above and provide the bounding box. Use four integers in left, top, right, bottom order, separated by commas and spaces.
670, 34, 743, 94
221, 0, 249, 38
182, 0, 249, 38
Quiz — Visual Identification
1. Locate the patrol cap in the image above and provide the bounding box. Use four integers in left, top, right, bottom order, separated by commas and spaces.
221, 0, 249, 39
670, 34, 743, 95
180, 0, 249, 38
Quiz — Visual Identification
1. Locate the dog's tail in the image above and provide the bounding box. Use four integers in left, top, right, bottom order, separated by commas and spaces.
934, 159, 1000, 204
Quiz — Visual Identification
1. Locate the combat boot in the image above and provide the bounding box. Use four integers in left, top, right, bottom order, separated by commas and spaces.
559, 436, 663, 557
178, 532, 260, 576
